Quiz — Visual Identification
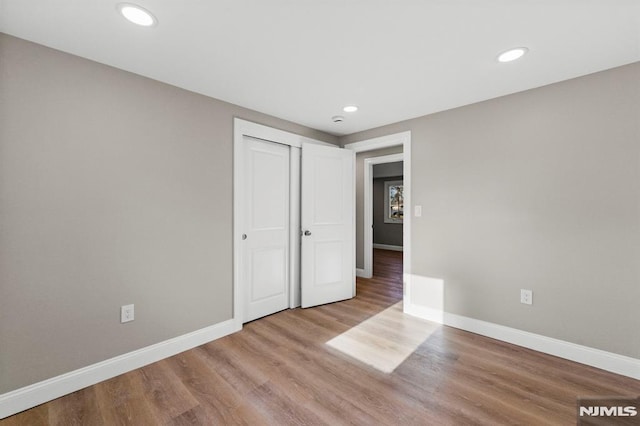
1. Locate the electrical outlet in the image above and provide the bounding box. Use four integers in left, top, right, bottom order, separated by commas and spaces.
520, 289, 533, 305
121, 304, 134, 323
415, 205, 422, 217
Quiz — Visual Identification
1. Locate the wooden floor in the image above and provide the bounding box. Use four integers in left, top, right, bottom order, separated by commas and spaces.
3, 249, 639, 425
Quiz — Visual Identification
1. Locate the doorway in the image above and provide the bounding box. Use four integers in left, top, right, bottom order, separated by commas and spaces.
364, 154, 404, 278
343, 132, 411, 296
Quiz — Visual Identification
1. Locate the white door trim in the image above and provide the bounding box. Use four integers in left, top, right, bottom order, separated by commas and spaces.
344, 131, 411, 291
234, 118, 325, 329
343, 131, 411, 153
363, 153, 404, 278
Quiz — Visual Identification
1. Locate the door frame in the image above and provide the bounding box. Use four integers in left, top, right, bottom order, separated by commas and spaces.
343, 131, 411, 292
233, 118, 333, 329
363, 153, 404, 278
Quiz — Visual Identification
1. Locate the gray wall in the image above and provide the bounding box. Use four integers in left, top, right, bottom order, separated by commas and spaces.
2, 31, 638, 397
373, 161, 403, 179
341, 62, 640, 359
0, 33, 337, 393
355, 146, 403, 269
373, 176, 403, 247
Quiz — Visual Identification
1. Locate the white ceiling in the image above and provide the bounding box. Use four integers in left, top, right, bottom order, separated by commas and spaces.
1, 0, 639, 136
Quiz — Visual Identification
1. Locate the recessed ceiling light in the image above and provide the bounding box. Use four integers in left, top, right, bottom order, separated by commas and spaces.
343, 105, 358, 113
497, 47, 528, 63
117, 3, 157, 27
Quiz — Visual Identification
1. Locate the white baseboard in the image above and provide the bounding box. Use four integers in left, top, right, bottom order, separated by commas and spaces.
372, 244, 403, 252
404, 303, 640, 380
0, 319, 240, 419
356, 268, 373, 278
6, 306, 637, 420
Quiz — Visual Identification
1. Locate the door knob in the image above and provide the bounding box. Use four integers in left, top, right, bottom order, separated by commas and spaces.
242, 234, 247, 240
304, 230, 312, 236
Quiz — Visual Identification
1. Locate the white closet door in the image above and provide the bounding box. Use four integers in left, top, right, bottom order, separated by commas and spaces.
242, 137, 290, 322
301, 142, 355, 308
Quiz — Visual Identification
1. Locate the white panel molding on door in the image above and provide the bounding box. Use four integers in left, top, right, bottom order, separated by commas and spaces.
301, 143, 355, 308
233, 119, 329, 328
241, 138, 290, 322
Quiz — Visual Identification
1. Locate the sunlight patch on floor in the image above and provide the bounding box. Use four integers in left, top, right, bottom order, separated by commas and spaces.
326, 301, 440, 373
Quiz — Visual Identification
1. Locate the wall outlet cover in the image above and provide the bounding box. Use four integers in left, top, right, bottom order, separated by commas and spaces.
121, 304, 135, 323
520, 289, 533, 305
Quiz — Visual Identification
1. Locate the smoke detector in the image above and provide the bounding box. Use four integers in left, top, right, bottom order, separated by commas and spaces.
332, 115, 345, 123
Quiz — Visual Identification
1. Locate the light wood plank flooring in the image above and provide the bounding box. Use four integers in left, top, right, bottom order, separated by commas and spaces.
2, 249, 639, 425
